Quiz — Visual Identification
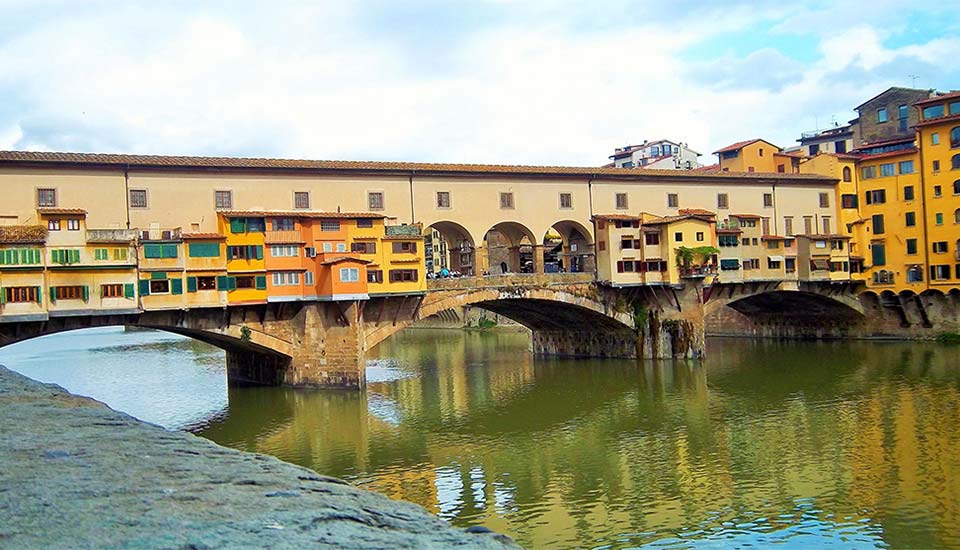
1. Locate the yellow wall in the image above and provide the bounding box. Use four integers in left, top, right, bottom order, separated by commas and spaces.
916, 108, 960, 292
220, 216, 267, 304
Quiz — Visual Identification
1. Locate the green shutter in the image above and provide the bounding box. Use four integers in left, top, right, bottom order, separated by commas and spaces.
188, 242, 220, 257
50, 250, 59, 264
161, 244, 178, 258
186, 276, 197, 292
0, 250, 6, 265
256, 246, 263, 260
216, 275, 229, 290
144, 244, 162, 258
124, 283, 135, 299
139, 279, 150, 296
70, 250, 80, 264
151, 271, 167, 280
9, 249, 17, 264
82, 286, 89, 302
230, 218, 246, 233
255, 275, 267, 290
34, 286, 41, 305
0, 288, 5, 305
170, 278, 183, 295
50, 287, 57, 303
228, 276, 237, 290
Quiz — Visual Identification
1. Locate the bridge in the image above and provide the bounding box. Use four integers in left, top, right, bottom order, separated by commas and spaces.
0, 273, 867, 389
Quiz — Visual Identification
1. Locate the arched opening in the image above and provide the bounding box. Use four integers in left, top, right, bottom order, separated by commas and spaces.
726, 290, 864, 320
951, 126, 960, 148
423, 221, 476, 277
481, 221, 537, 275
842, 166, 852, 182
542, 220, 594, 274
952, 153, 960, 170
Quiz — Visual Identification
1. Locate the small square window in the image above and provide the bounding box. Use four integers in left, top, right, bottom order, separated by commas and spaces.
47, 219, 61, 231
615, 193, 628, 209
37, 188, 57, 207
129, 189, 148, 208
932, 133, 940, 145
559, 193, 572, 209
763, 193, 773, 207
215, 190, 233, 209
294, 191, 310, 209
667, 193, 678, 208
819, 193, 829, 208
877, 108, 888, 123
368, 192, 384, 210
437, 191, 451, 208
500, 192, 514, 209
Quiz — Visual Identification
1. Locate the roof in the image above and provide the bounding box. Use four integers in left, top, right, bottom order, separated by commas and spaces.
914, 112, 960, 128
0, 225, 47, 243
690, 163, 720, 172
381, 234, 425, 240
852, 136, 915, 151
218, 210, 386, 219
0, 150, 837, 183
857, 147, 917, 161
678, 208, 716, 216
641, 214, 715, 226
761, 235, 790, 241
593, 214, 641, 221
795, 234, 852, 240
180, 232, 226, 240
912, 90, 960, 107
730, 213, 761, 220
36, 207, 87, 216
716, 228, 742, 234
713, 139, 779, 154
319, 256, 371, 265
854, 87, 931, 111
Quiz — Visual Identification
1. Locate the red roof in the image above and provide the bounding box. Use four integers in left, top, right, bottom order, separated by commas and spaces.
180, 232, 226, 240
761, 235, 789, 241
852, 136, 915, 150
678, 208, 716, 216
690, 163, 720, 172
914, 112, 960, 128
730, 213, 761, 220
593, 214, 641, 221
36, 207, 87, 216
218, 210, 386, 219
913, 90, 960, 107
319, 256, 371, 265
713, 139, 780, 154
857, 147, 918, 161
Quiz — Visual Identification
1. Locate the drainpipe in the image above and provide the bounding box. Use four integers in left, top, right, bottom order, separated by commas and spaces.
588, 175, 598, 281
408, 171, 416, 225
915, 116, 930, 292
123, 165, 131, 229
771, 181, 778, 235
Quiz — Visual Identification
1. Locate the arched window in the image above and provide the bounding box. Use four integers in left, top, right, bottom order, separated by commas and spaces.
951, 126, 960, 148
955, 208, 960, 223
953, 154, 960, 170
842, 166, 852, 182
954, 180, 960, 194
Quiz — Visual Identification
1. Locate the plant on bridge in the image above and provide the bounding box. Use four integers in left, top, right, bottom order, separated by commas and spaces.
675, 246, 720, 267
239, 325, 251, 343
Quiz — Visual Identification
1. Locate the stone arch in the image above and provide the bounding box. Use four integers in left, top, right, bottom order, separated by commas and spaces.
481, 221, 539, 275
423, 220, 478, 276
542, 219, 595, 274
704, 285, 865, 319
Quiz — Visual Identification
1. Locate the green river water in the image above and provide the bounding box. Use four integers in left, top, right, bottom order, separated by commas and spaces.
3, 327, 960, 549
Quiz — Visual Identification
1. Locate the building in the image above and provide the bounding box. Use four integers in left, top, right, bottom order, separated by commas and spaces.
913, 92, 960, 291
713, 139, 801, 174
798, 124, 855, 156
610, 140, 702, 170
0, 225, 47, 321
852, 87, 931, 147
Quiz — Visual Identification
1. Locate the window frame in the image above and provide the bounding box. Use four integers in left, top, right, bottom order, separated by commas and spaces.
214, 190, 233, 209
129, 189, 148, 209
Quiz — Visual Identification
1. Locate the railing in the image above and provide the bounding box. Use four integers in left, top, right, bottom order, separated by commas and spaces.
86, 229, 138, 243
385, 224, 423, 237
426, 272, 593, 290
680, 265, 718, 278
264, 230, 303, 244
139, 227, 182, 241
716, 221, 740, 231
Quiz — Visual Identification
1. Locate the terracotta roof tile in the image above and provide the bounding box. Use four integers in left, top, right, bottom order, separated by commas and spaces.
913, 90, 960, 107
218, 209, 386, 219
678, 208, 716, 216
730, 213, 761, 220
319, 256, 371, 265
713, 139, 780, 154
914, 112, 960, 128
180, 232, 226, 240
0, 150, 836, 183
593, 214, 641, 221
857, 148, 917, 161
37, 207, 87, 216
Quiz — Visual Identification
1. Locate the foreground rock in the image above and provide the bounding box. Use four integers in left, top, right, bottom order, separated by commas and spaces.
0, 366, 518, 549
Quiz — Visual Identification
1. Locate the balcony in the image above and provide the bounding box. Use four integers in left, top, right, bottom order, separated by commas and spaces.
680, 265, 718, 278
716, 221, 741, 231
265, 230, 304, 244
139, 227, 182, 241
385, 224, 423, 237
86, 228, 138, 243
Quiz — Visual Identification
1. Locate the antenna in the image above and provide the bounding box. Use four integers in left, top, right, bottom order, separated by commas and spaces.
909, 74, 919, 88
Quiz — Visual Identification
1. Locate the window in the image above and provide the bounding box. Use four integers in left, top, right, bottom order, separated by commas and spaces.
232, 276, 254, 289
952, 127, 960, 148
4, 286, 40, 303
831, 240, 844, 251
907, 238, 918, 255
861, 166, 877, 180
559, 193, 572, 209
437, 191, 451, 208
933, 133, 940, 145
644, 233, 660, 245
761, 217, 770, 235
294, 191, 310, 209
696, 232, 704, 242
272, 218, 295, 231
767, 240, 779, 249
320, 220, 340, 232
767, 258, 782, 269
809, 144, 820, 156
880, 163, 895, 177
763, 193, 773, 207
904, 186, 915, 201
304, 272, 314, 285
37, 188, 56, 207
0, 248, 42, 265
149, 279, 170, 294
188, 242, 220, 257
322, 242, 333, 253
227, 245, 263, 260
389, 269, 419, 282
66, 219, 80, 231
101, 284, 125, 298
144, 243, 179, 258
272, 272, 302, 286
898, 104, 908, 131
367, 270, 383, 283
819, 193, 829, 208
955, 208, 960, 223
351, 242, 376, 254
778, 164, 785, 173
931, 264, 951, 280
368, 192, 384, 210
717, 193, 728, 209
877, 108, 888, 123
923, 105, 945, 119
871, 243, 886, 266
392, 241, 417, 253
674, 232, 683, 242
821, 217, 831, 234
50, 249, 80, 264
954, 180, 960, 194
499, 192, 514, 209
934, 160, 941, 172
803, 217, 813, 234
214, 190, 233, 209
935, 185, 943, 197
47, 219, 60, 231
865, 189, 886, 204
936, 213, 944, 225
872, 214, 885, 234
842, 167, 852, 182
667, 193, 678, 208
197, 276, 217, 290
270, 245, 299, 257
94, 248, 108, 260
357, 219, 373, 228
784, 217, 794, 236
841, 194, 858, 208
53, 285, 86, 300
718, 235, 739, 247
933, 241, 948, 254
720, 259, 740, 270
953, 154, 960, 170
905, 212, 916, 227
615, 193, 629, 209
620, 238, 637, 250
246, 218, 265, 232
953, 102, 960, 115
335, 242, 347, 252
129, 189, 148, 208
899, 160, 915, 174
741, 238, 750, 246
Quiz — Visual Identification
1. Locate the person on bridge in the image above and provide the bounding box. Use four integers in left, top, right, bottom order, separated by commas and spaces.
440, 267, 449, 278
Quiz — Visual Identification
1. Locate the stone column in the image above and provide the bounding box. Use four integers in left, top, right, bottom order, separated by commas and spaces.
474, 244, 488, 278
532, 244, 546, 274
282, 302, 367, 389
508, 246, 521, 273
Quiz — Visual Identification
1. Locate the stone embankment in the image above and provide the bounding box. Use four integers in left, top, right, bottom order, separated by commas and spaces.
0, 366, 518, 549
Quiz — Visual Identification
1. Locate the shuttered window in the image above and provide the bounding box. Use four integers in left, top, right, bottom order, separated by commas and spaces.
188, 242, 221, 257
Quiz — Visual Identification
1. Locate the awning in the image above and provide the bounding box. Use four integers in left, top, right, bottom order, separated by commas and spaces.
811, 259, 830, 270
767, 255, 784, 262
720, 259, 740, 270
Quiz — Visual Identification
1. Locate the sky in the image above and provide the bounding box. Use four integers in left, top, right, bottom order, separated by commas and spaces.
0, 0, 958, 166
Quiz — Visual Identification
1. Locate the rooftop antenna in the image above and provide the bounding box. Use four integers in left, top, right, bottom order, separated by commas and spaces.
909, 74, 919, 88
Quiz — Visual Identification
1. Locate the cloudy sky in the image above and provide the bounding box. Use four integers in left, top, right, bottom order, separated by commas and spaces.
0, 1, 957, 166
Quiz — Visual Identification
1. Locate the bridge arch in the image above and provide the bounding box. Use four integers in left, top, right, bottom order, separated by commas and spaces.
482, 221, 538, 274
703, 282, 865, 320
423, 220, 479, 276
542, 219, 594, 274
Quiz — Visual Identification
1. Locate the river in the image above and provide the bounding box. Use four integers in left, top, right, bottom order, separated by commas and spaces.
3, 326, 960, 549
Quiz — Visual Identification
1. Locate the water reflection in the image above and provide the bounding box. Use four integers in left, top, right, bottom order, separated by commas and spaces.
199, 332, 960, 549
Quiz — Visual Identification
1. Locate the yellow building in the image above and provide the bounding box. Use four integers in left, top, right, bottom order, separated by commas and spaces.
914, 92, 960, 292
219, 214, 268, 305
796, 234, 852, 282
714, 139, 800, 174
0, 225, 47, 321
